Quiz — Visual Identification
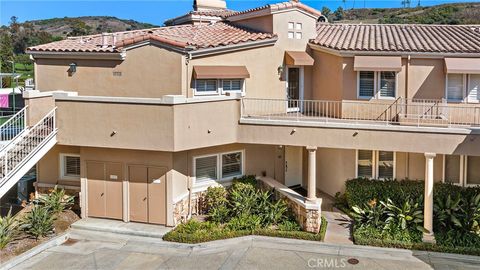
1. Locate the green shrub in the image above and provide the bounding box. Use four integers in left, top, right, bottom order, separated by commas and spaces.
232, 175, 257, 187
205, 186, 228, 213
229, 182, 258, 217
209, 204, 230, 224
435, 229, 480, 248
37, 186, 74, 214
0, 208, 17, 249
351, 199, 386, 229
381, 198, 424, 233
278, 219, 301, 231
226, 213, 262, 231
20, 205, 56, 239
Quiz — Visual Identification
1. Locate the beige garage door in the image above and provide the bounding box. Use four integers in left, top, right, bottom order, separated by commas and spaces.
128, 165, 167, 225
87, 161, 123, 220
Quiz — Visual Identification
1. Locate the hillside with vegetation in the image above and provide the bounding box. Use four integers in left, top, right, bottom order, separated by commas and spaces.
322, 2, 480, 24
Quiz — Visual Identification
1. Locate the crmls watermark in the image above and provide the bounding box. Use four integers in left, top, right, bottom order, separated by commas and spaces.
307, 258, 348, 268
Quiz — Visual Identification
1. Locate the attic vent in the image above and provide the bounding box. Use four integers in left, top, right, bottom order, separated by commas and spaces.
147, 30, 154, 34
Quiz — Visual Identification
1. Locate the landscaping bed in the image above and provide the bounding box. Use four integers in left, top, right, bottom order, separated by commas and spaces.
164, 176, 327, 244
335, 178, 480, 255
0, 187, 79, 263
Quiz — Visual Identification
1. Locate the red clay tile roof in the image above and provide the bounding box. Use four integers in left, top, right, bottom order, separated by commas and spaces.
228, 1, 322, 18
311, 24, 480, 54
27, 22, 276, 53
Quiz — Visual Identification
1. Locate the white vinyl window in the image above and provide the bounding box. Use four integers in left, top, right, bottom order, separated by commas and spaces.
60, 154, 80, 180
357, 150, 395, 179
446, 74, 465, 102
443, 155, 461, 184
195, 79, 218, 94
295, 32, 302, 39
377, 151, 395, 179
287, 31, 294, 39
296, 23, 302, 30
467, 74, 480, 103
378, 71, 396, 98
288, 22, 294, 30
466, 156, 480, 186
358, 71, 375, 98
222, 79, 243, 92
221, 152, 243, 178
194, 150, 244, 185
358, 71, 397, 99
194, 155, 218, 182
357, 150, 374, 178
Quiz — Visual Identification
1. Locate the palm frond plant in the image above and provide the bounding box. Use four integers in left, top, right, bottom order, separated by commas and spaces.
0, 208, 18, 249
36, 185, 74, 214
351, 199, 386, 229
381, 198, 425, 233
20, 205, 55, 239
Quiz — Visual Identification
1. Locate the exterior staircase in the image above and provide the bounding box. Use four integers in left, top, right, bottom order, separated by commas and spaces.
0, 107, 57, 198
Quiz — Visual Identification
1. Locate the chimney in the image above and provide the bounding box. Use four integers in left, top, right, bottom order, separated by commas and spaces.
101, 33, 109, 48
193, 0, 226, 11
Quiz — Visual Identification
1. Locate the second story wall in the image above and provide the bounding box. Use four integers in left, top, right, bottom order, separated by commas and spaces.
407, 58, 446, 100
35, 45, 185, 98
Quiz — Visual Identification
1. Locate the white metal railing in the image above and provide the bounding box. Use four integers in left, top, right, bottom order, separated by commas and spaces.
0, 107, 56, 185
241, 98, 480, 127
0, 106, 27, 145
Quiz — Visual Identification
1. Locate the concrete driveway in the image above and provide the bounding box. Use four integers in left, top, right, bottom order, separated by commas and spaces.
10, 229, 480, 270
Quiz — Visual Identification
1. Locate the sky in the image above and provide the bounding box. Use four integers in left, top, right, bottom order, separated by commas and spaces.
0, 0, 478, 26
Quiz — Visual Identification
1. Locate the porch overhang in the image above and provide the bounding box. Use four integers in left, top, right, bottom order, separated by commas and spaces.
444, 58, 480, 74
285, 51, 314, 66
353, 56, 402, 72
193, 66, 250, 79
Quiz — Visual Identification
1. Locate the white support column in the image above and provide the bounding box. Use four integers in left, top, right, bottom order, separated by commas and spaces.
423, 152, 436, 243
306, 146, 317, 202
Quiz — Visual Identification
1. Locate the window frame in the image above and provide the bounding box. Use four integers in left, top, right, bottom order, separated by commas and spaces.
220, 79, 245, 95
357, 71, 398, 100
194, 79, 219, 96
355, 150, 396, 179
465, 155, 480, 187
59, 153, 81, 180
192, 150, 245, 188
442, 154, 463, 186
467, 74, 480, 104
445, 73, 467, 103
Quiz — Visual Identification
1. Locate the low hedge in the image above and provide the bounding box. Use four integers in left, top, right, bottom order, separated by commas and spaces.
163, 216, 328, 244
353, 226, 480, 256
345, 178, 480, 208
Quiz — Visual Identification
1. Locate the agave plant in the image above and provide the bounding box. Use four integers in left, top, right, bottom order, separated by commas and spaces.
20, 205, 56, 239
0, 208, 17, 249
381, 198, 425, 233
37, 186, 74, 214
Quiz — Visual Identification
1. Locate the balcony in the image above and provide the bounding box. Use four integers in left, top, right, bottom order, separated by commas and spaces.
240, 98, 480, 130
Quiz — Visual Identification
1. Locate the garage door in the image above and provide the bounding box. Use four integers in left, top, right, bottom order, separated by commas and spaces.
87, 161, 123, 220
128, 165, 167, 225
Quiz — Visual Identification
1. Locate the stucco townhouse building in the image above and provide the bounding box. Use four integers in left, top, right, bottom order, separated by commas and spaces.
1, 0, 480, 240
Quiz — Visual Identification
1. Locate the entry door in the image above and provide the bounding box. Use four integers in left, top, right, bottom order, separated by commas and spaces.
128, 165, 167, 224
284, 146, 303, 188
87, 161, 123, 219
147, 167, 167, 225
129, 166, 148, 223
287, 67, 300, 110
87, 161, 106, 218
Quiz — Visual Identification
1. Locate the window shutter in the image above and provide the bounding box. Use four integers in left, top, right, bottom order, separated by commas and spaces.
195, 156, 218, 181
222, 152, 242, 178
378, 151, 394, 179
447, 74, 464, 101
445, 155, 460, 184
65, 156, 80, 177
468, 74, 480, 103
357, 150, 373, 178
359, 71, 374, 97
379, 72, 396, 98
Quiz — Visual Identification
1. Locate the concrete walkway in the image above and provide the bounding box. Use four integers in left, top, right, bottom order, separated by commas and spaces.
71, 218, 172, 238
320, 191, 354, 245
10, 228, 480, 270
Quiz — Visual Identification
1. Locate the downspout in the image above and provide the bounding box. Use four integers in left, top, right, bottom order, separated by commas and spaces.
406, 55, 411, 101
185, 52, 192, 98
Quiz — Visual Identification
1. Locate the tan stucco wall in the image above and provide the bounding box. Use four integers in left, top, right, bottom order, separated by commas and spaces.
24, 95, 56, 126
311, 50, 343, 101
37, 144, 80, 185
34, 45, 184, 98
407, 58, 446, 100
234, 15, 274, 33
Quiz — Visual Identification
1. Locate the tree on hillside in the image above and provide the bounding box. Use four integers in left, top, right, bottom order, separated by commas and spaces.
321, 6, 331, 17
334, 7, 345, 21
0, 31, 14, 87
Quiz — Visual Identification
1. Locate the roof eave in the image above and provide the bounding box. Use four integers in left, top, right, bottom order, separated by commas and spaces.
27, 50, 126, 60
190, 37, 278, 58
228, 7, 319, 22
308, 43, 480, 58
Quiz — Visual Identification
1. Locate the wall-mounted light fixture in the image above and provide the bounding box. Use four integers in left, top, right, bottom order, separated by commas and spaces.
277, 65, 284, 76
69, 63, 77, 73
